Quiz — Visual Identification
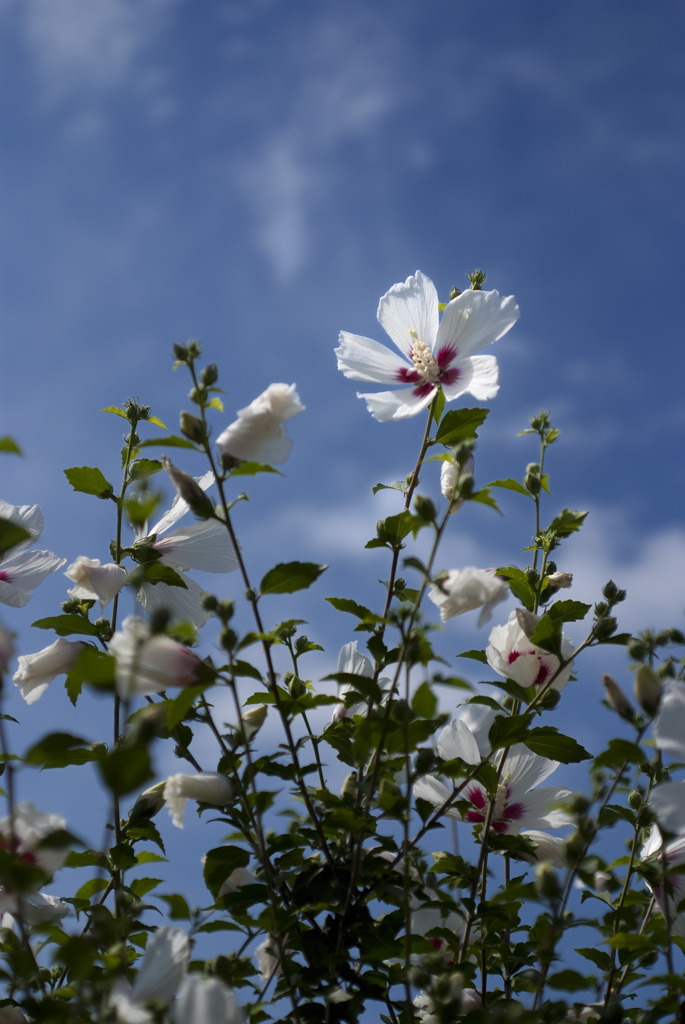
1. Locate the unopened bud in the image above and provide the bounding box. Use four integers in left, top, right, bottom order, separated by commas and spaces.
161, 457, 215, 519
286, 674, 307, 698
515, 607, 539, 640
602, 674, 633, 720
594, 616, 617, 640
448, 285, 462, 301
413, 494, 436, 522
524, 463, 541, 495
340, 772, 358, 800
242, 704, 267, 736
440, 454, 474, 513
535, 861, 562, 900
200, 363, 219, 386
634, 664, 662, 716
129, 781, 166, 819
179, 411, 206, 444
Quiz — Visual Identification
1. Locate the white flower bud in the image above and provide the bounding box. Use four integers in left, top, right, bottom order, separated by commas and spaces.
634, 663, 662, 716
163, 772, 234, 829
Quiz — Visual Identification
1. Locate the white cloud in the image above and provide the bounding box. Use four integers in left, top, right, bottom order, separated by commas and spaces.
14, 0, 177, 98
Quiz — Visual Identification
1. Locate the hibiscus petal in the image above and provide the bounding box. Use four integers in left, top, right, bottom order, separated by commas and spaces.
358, 385, 436, 422
377, 271, 439, 358
153, 520, 239, 573
515, 786, 574, 830
437, 719, 480, 765
335, 332, 409, 383
441, 354, 499, 403
437, 290, 519, 359
137, 574, 209, 627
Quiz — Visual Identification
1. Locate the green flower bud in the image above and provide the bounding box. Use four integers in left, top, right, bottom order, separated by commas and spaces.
179, 410, 206, 444
627, 637, 647, 661
535, 861, 562, 900
201, 363, 219, 386
287, 674, 307, 698
634, 663, 662, 716
602, 674, 633, 720
161, 456, 215, 519
414, 494, 436, 522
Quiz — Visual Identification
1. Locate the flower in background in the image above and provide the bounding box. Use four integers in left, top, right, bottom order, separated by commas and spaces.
486, 609, 574, 692
172, 975, 243, 1024
0, 802, 70, 879
330, 640, 389, 721
163, 772, 234, 829
109, 616, 203, 698
108, 926, 190, 1024
0, 501, 65, 607
0, 888, 69, 925
640, 827, 685, 938
134, 472, 239, 627
65, 556, 127, 609
336, 270, 519, 421
653, 678, 685, 759
414, 716, 572, 836
255, 935, 280, 982
216, 383, 304, 465
13, 637, 84, 705
0, 624, 13, 673
428, 568, 508, 626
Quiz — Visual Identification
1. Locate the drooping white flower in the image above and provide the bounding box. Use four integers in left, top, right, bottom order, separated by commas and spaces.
65, 556, 127, 609
173, 975, 243, 1024
428, 568, 508, 626
163, 772, 234, 829
0, 887, 69, 924
135, 472, 239, 627
0, 501, 65, 607
336, 271, 519, 421
0, 802, 69, 878
109, 926, 190, 1024
216, 383, 305, 465
486, 609, 574, 692
109, 616, 203, 698
415, 716, 572, 836
13, 637, 84, 705
217, 866, 257, 898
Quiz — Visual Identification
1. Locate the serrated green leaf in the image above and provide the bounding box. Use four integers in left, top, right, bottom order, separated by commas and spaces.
548, 508, 588, 536
147, 415, 167, 429
435, 408, 489, 445
372, 480, 409, 495
31, 615, 99, 637
101, 406, 129, 420
64, 466, 114, 499
260, 562, 327, 596
203, 845, 250, 899
524, 726, 591, 763
488, 713, 534, 750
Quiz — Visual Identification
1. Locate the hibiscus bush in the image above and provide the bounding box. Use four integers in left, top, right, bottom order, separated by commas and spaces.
0, 270, 684, 1024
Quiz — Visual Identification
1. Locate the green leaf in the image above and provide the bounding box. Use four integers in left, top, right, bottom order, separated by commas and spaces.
326, 597, 383, 627
138, 435, 197, 449
65, 647, 115, 703
227, 461, 279, 477
458, 649, 488, 664
488, 713, 534, 750
548, 508, 588, 537
23, 732, 104, 769
435, 408, 489, 445
495, 566, 535, 611
129, 459, 162, 481
575, 947, 612, 971
160, 893, 191, 919
547, 969, 594, 993
489, 478, 531, 497
98, 745, 153, 797
412, 682, 437, 719
203, 845, 250, 899
0, 519, 31, 557
0, 436, 22, 455
259, 562, 327, 596
372, 480, 408, 495
31, 615, 99, 638
128, 562, 187, 588
147, 415, 167, 429
64, 466, 114, 499
547, 599, 592, 623
370, 511, 420, 549
524, 726, 591, 763
100, 406, 129, 420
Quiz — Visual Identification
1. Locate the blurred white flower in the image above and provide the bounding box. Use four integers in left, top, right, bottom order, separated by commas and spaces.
163, 772, 234, 829
135, 471, 239, 627
13, 637, 84, 705
0, 887, 69, 924
218, 866, 257, 898
109, 616, 203, 698
653, 678, 685, 759
65, 556, 127, 609
173, 975, 243, 1024
641, 827, 685, 937
486, 610, 574, 692
216, 383, 304, 465
330, 640, 389, 721
0, 501, 65, 607
109, 926, 190, 1024
0, 802, 69, 878
255, 935, 280, 981
336, 270, 519, 421
428, 567, 508, 626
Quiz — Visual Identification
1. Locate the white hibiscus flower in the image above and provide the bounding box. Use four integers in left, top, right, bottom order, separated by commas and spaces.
0, 501, 65, 607
336, 271, 519, 421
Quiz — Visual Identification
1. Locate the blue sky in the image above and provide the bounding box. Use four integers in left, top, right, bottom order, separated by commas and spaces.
1, 0, 685, 980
